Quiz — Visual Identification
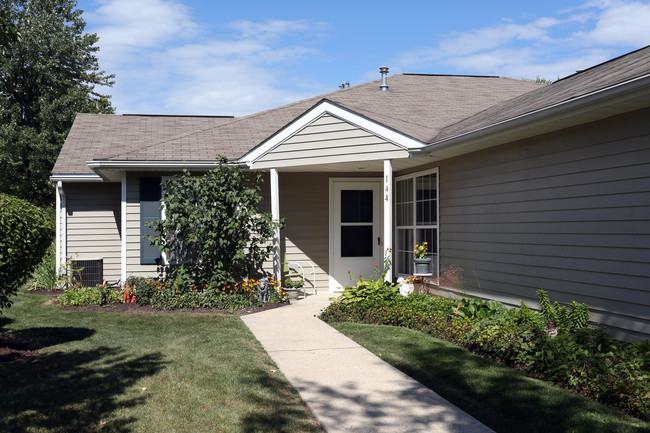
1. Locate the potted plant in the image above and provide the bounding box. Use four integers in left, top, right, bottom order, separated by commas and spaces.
413, 242, 432, 275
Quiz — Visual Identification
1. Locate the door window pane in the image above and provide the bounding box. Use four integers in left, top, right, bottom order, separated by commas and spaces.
341, 226, 373, 257
341, 190, 373, 223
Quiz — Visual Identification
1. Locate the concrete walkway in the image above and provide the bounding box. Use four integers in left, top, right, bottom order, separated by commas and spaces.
241, 294, 494, 433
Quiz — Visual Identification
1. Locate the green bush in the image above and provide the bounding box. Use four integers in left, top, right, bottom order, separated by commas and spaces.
530, 328, 650, 419
58, 286, 122, 307
148, 161, 281, 288
0, 193, 55, 311
464, 314, 546, 367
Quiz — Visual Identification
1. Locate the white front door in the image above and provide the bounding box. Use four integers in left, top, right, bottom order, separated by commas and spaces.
329, 179, 383, 291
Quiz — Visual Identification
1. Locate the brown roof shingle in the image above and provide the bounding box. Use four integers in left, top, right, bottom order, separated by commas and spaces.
53, 73, 542, 175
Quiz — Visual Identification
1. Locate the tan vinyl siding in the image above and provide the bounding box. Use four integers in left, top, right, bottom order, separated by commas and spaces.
255, 114, 408, 169
65, 183, 121, 282
437, 107, 650, 341
125, 173, 160, 278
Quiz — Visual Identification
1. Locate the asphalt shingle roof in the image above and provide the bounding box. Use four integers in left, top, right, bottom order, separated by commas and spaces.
436, 45, 650, 141
52, 74, 542, 175
56, 43, 650, 177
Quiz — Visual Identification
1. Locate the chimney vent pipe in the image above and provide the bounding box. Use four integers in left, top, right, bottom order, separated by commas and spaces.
379, 66, 389, 91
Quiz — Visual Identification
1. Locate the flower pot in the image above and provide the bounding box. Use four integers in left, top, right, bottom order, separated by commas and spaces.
414, 257, 432, 276
284, 288, 302, 300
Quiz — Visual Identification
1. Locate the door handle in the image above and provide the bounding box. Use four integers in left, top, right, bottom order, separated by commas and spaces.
378, 237, 381, 246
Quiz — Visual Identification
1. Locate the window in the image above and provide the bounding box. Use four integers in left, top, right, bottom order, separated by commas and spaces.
395, 169, 438, 276
140, 177, 162, 265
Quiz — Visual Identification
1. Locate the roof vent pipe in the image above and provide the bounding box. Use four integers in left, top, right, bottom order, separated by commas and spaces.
379, 66, 389, 91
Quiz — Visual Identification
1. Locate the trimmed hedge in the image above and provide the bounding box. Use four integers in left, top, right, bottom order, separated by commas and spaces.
0, 193, 55, 312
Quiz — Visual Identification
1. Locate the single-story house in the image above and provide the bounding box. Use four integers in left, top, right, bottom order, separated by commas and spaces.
51, 46, 650, 341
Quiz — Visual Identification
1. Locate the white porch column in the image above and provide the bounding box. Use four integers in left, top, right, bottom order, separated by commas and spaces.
121, 172, 127, 286
383, 160, 393, 281
270, 168, 281, 282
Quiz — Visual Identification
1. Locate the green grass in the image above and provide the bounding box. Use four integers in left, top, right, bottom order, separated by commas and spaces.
331, 322, 650, 433
0, 291, 324, 433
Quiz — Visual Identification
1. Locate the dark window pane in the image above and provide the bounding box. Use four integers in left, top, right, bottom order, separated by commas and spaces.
341, 190, 373, 223
341, 225, 373, 257
140, 177, 162, 201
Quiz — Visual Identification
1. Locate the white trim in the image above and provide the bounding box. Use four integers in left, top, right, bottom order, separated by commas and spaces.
50, 174, 103, 182
241, 100, 426, 166
383, 160, 393, 282
394, 167, 440, 278
270, 168, 281, 282
86, 160, 237, 170
121, 173, 127, 286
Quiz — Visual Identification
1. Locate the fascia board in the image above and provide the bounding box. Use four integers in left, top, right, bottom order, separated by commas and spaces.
86, 161, 235, 170
240, 100, 426, 166
49, 174, 104, 182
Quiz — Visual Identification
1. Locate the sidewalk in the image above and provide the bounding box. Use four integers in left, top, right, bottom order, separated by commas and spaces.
241, 294, 494, 433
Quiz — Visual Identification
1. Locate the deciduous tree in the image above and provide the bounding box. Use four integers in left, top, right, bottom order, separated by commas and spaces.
0, 0, 114, 205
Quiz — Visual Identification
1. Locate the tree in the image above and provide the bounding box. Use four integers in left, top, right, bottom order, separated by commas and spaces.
0, 193, 54, 312
149, 158, 281, 288
0, 0, 114, 206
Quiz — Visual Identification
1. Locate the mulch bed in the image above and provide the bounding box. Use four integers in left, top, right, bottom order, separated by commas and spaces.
0, 289, 288, 363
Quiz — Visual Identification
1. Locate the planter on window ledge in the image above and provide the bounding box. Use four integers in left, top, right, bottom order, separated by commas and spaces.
414, 257, 432, 276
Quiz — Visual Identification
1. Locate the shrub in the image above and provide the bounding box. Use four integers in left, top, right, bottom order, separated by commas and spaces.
530, 328, 650, 420
0, 193, 55, 311
148, 160, 281, 288
58, 286, 122, 307
464, 314, 546, 367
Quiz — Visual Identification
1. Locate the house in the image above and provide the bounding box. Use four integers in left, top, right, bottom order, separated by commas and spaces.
51, 46, 650, 341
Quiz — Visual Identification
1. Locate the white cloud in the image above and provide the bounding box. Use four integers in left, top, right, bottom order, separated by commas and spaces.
85, 0, 328, 115
393, 0, 650, 80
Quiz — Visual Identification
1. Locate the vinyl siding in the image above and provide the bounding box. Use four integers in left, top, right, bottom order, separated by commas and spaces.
255, 113, 408, 169
437, 107, 650, 341
65, 183, 121, 282
259, 172, 383, 292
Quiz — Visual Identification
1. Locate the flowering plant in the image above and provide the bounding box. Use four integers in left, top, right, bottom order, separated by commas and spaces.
404, 276, 422, 284
413, 242, 428, 259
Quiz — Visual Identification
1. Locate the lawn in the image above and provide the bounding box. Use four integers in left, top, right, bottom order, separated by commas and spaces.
0, 290, 324, 433
331, 322, 650, 433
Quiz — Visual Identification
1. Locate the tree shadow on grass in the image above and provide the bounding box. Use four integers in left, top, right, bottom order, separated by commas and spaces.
384, 338, 650, 433
0, 343, 167, 432
239, 369, 326, 433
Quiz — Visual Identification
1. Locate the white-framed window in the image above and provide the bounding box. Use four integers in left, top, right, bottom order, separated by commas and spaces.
395, 168, 439, 276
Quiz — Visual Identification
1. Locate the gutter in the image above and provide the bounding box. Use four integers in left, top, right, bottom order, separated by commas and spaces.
416, 72, 650, 155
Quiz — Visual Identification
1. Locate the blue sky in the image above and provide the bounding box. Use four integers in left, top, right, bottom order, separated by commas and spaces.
75, 0, 650, 116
